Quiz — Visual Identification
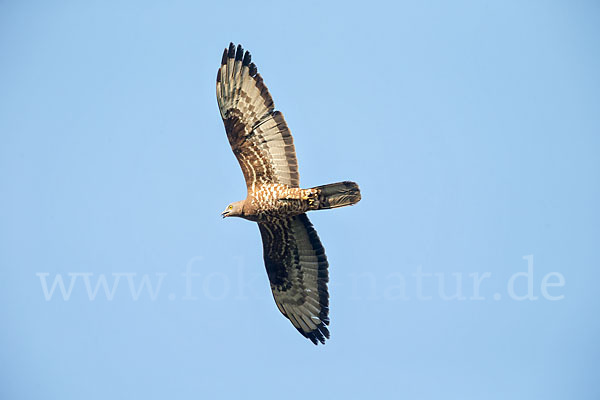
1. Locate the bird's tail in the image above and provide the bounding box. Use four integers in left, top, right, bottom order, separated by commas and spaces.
311, 181, 361, 210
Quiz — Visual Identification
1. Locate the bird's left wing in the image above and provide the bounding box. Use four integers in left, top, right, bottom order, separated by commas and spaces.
217, 43, 300, 191
258, 214, 330, 345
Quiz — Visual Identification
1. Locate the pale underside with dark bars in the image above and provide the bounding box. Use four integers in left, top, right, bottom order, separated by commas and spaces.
216, 43, 361, 345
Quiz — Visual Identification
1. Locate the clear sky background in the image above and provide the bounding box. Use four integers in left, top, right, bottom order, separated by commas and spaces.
1, 1, 599, 399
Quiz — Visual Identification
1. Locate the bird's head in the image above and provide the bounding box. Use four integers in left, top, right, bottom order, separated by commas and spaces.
221, 200, 244, 219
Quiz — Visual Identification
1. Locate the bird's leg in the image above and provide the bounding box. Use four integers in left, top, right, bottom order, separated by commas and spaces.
279, 189, 318, 208
301, 189, 318, 207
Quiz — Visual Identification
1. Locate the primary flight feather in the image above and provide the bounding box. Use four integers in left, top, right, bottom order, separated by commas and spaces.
216, 43, 361, 345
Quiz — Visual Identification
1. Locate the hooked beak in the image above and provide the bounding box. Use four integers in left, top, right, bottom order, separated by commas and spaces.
221, 210, 229, 219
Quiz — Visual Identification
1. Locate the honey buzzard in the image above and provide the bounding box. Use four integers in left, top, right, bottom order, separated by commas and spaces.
216, 43, 361, 345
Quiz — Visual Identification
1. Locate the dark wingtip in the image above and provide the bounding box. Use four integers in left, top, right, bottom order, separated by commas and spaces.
235, 44, 243, 61
221, 48, 228, 65
301, 321, 330, 345
249, 62, 257, 77
308, 328, 326, 345
216, 68, 221, 83
242, 50, 251, 66
228, 42, 235, 58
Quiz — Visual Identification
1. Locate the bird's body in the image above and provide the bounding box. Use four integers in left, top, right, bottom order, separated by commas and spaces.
229, 184, 318, 221
216, 43, 361, 344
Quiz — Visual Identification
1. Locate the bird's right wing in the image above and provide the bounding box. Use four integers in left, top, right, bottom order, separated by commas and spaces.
258, 214, 330, 345
217, 43, 300, 191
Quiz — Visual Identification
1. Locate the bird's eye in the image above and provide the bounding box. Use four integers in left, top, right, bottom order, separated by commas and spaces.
228, 205, 233, 210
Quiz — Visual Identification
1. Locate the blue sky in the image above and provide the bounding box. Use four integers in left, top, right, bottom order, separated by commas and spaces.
1, 1, 599, 399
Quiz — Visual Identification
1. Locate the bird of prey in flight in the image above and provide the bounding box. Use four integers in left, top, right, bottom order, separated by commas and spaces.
216, 43, 361, 345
